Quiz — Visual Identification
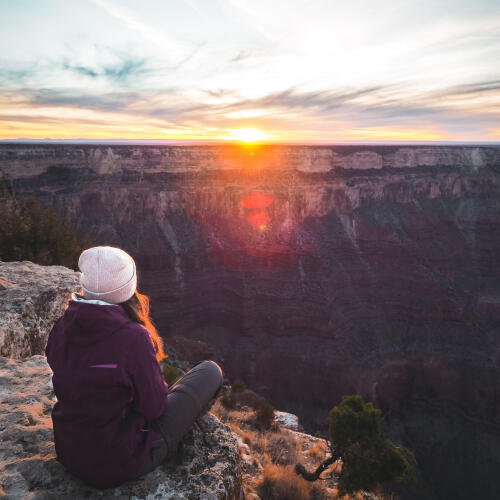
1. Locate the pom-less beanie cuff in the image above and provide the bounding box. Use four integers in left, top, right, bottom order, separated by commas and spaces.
78, 246, 137, 304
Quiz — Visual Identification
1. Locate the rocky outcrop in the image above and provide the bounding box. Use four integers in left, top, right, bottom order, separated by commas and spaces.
0, 261, 80, 358
274, 411, 301, 431
0, 261, 243, 500
2, 143, 500, 499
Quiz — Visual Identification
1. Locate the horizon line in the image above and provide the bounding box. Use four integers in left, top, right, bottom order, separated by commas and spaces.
1, 138, 500, 147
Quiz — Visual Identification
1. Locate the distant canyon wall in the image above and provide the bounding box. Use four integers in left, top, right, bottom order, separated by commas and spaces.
2, 143, 500, 499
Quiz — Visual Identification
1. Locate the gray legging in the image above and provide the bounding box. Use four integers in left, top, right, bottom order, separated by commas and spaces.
135, 360, 224, 477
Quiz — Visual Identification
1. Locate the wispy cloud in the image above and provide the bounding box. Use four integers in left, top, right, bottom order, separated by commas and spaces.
213, 81, 500, 123
180, 0, 205, 18
437, 80, 500, 97
62, 57, 147, 82
229, 50, 252, 63
89, 0, 189, 60
0, 68, 35, 85
7, 88, 143, 112
62, 64, 99, 79
171, 42, 206, 71
1, 78, 498, 135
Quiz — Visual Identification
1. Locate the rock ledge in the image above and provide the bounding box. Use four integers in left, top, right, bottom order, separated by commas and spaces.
0, 260, 80, 358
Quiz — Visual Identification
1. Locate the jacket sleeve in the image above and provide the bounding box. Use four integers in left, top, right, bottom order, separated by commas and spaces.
128, 327, 169, 421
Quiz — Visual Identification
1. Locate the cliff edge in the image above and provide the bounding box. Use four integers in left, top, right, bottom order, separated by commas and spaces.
0, 261, 80, 359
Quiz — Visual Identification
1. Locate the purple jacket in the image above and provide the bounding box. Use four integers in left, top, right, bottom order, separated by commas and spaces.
45, 297, 169, 488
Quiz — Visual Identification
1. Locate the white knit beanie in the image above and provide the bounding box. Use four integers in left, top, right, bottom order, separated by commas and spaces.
78, 246, 137, 304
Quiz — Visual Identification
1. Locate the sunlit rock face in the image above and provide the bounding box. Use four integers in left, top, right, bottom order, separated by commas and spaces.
2, 143, 500, 499
0, 261, 80, 358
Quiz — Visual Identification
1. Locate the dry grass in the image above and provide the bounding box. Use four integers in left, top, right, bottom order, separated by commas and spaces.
306, 440, 328, 461
257, 464, 312, 500
223, 408, 255, 426
214, 396, 332, 498
261, 451, 272, 466
252, 433, 268, 454
240, 429, 254, 446
227, 408, 251, 421
257, 464, 330, 500
265, 432, 299, 465
332, 461, 342, 474
211, 399, 228, 419
226, 421, 240, 435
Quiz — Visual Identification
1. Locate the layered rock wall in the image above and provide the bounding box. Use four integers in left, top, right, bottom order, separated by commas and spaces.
0, 261, 80, 358
0, 144, 497, 177
2, 143, 500, 499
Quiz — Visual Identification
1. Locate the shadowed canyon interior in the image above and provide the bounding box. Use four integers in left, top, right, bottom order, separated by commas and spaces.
2, 143, 500, 499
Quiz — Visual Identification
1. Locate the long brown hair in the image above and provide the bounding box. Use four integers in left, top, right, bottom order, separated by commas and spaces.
120, 291, 166, 363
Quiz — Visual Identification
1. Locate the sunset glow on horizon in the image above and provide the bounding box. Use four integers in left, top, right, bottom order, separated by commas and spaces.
0, 0, 499, 143
219, 128, 272, 142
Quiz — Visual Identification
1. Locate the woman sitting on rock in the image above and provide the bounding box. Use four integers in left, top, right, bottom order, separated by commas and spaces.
45, 246, 224, 489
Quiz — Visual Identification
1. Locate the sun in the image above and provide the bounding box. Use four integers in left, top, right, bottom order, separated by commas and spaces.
219, 128, 270, 142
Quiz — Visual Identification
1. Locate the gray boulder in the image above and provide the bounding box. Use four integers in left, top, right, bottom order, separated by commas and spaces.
0, 261, 80, 358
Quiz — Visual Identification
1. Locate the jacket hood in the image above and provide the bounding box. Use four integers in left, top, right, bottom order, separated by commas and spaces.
62, 297, 133, 346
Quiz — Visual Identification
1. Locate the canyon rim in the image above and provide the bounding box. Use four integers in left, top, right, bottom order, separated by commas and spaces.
2, 143, 500, 499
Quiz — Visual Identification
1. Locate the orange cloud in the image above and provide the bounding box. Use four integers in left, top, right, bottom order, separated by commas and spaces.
0, 97, 472, 142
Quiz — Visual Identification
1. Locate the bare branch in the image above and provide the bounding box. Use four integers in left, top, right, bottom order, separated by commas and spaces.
295, 453, 338, 482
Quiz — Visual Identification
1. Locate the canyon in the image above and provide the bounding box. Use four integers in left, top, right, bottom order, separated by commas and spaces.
2, 143, 500, 499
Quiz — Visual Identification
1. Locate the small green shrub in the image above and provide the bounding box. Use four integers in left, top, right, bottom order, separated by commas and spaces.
295, 395, 417, 497
220, 391, 237, 409
253, 397, 275, 430
0, 195, 88, 270
328, 395, 417, 496
231, 378, 246, 393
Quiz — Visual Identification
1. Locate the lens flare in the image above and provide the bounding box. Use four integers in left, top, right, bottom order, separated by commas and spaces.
239, 192, 274, 230
239, 193, 274, 209
247, 209, 270, 230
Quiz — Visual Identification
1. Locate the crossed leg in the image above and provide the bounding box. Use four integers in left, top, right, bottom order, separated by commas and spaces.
135, 359, 224, 477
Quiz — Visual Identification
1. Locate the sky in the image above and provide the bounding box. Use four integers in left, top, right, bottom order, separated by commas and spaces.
0, 0, 499, 142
